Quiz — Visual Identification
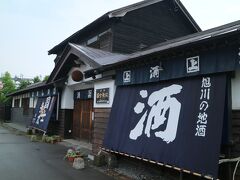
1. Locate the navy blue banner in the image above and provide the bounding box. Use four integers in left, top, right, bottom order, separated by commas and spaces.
31, 96, 56, 132
103, 74, 226, 178
116, 45, 238, 86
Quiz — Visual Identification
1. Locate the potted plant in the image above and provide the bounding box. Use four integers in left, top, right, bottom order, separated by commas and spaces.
64, 149, 81, 162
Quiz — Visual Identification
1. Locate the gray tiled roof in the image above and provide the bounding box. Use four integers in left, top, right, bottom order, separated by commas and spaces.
48, 0, 200, 55
7, 82, 46, 97
69, 43, 129, 66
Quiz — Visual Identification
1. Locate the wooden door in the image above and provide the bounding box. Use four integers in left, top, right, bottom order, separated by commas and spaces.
73, 99, 93, 142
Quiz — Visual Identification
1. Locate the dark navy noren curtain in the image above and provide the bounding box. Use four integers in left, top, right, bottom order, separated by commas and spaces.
103, 74, 227, 178
31, 96, 57, 132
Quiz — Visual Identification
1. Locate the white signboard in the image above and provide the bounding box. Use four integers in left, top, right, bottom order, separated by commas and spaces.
123, 70, 131, 83
186, 56, 200, 73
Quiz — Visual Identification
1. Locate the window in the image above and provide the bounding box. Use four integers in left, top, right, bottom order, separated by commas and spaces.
86, 30, 112, 51
22, 98, 29, 115
14, 99, 20, 108
87, 37, 100, 49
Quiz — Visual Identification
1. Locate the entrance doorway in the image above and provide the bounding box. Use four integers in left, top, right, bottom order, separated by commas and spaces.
73, 99, 93, 142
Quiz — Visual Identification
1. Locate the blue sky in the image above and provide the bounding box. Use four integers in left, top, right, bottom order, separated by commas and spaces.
1, 0, 240, 79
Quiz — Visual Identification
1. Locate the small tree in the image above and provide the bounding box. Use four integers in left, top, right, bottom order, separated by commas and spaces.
43, 75, 49, 82
33, 76, 41, 83
18, 79, 31, 90
0, 72, 16, 104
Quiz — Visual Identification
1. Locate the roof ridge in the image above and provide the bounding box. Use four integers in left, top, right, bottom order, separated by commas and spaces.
69, 43, 126, 56
108, 0, 164, 18
48, 0, 200, 55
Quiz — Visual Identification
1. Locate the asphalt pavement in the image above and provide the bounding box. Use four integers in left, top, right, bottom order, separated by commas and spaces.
0, 126, 113, 180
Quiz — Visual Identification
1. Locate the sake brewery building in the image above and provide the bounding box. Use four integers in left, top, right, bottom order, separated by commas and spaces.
8, 0, 240, 179
9, 0, 200, 138
85, 20, 240, 179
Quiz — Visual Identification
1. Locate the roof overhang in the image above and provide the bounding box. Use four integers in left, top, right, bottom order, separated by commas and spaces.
7, 82, 48, 97
48, 43, 127, 83
84, 20, 240, 78
47, 45, 99, 83
108, 0, 165, 18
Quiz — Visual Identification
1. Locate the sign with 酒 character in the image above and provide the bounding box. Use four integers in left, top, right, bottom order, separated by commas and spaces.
116, 45, 239, 86
96, 88, 110, 104
74, 89, 93, 100
103, 74, 226, 179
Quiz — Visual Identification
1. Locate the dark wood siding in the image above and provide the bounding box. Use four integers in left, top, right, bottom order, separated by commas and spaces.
14, 99, 20, 108
22, 98, 29, 115
231, 110, 240, 179
11, 107, 34, 126
87, 31, 113, 52
92, 108, 111, 155
48, 109, 73, 138
54, 30, 113, 65
112, 1, 198, 54
232, 110, 240, 154
99, 31, 112, 51
0, 104, 11, 121
54, 21, 115, 59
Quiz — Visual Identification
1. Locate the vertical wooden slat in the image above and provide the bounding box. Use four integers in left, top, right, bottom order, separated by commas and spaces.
73, 99, 93, 143
92, 108, 111, 154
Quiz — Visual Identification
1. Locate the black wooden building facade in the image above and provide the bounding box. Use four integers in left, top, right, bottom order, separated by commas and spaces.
7, 0, 240, 179
48, 0, 200, 57
85, 20, 240, 180
45, 0, 200, 142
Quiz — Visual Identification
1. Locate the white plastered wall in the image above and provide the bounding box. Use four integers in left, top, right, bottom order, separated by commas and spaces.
67, 65, 93, 86
29, 97, 34, 108
12, 97, 15, 108
232, 70, 240, 110
60, 66, 94, 109
94, 79, 116, 108
61, 86, 74, 109
19, 97, 22, 107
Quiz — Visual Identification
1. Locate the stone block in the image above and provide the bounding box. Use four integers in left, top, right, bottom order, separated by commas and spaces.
30, 135, 37, 142
73, 157, 85, 170
42, 135, 47, 142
